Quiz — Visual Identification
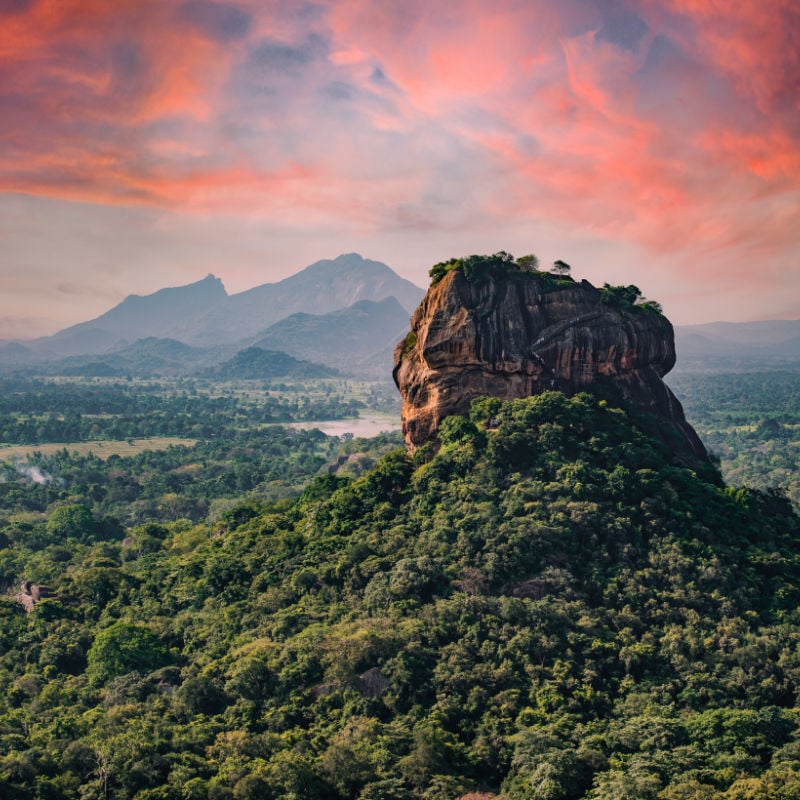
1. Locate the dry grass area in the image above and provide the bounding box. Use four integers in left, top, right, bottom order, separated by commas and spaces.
0, 437, 197, 462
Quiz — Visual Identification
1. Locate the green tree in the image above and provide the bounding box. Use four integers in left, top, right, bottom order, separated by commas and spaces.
517, 254, 540, 272
86, 622, 171, 685
46, 503, 98, 542
600, 283, 643, 309
551, 260, 571, 275
438, 416, 486, 448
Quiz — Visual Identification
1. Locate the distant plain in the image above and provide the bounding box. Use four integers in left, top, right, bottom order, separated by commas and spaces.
0, 437, 197, 461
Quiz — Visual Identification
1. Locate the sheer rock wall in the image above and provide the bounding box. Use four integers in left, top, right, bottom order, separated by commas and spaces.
393, 270, 706, 459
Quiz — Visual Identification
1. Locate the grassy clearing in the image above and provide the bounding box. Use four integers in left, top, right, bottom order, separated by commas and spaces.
0, 437, 197, 462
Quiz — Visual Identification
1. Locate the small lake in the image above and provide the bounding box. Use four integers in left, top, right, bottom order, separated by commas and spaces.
286, 413, 401, 438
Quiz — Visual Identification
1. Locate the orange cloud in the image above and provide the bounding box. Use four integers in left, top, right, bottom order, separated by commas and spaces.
0, 0, 243, 202
641, 0, 800, 114
0, 0, 797, 289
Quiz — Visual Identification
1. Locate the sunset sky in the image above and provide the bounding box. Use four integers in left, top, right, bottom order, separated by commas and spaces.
1, 0, 798, 338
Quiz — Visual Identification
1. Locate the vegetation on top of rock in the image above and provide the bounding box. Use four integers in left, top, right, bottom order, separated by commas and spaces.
427, 252, 663, 317
428, 252, 575, 289
600, 283, 664, 315
551, 259, 572, 275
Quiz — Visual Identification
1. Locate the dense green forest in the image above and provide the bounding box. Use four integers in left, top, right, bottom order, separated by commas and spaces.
670, 371, 800, 508
1, 389, 799, 799
0, 378, 366, 443
0, 378, 401, 527
0, 425, 401, 528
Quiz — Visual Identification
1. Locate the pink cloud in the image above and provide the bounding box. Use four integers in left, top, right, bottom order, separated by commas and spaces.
0, 0, 797, 305
640, 0, 800, 115
0, 0, 242, 203
318, 0, 798, 271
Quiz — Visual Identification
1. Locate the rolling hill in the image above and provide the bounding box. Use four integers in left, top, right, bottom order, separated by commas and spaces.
207, 347, 337, 380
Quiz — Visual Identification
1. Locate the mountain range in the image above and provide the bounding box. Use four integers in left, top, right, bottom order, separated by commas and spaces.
0, 253, 424, 377
0, 255, 797, 378
5, 253, 421, 356
187, 253, 423, 347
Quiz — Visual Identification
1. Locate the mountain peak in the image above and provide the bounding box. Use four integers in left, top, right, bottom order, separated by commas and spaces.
199, 273, 224, 289
293, 252, 396, 279
38, 274, 229, 356
33, 256, 424, 356
115, 275, 227, 309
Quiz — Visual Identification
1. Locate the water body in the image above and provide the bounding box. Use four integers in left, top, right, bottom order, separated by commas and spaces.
286, 413, 401, 438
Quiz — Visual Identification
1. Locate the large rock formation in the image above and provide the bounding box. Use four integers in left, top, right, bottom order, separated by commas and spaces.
393, 268, 706, 459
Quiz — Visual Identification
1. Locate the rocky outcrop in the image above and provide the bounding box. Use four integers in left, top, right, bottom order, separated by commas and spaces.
15, 580, 54, 612
393, 269, 706, 459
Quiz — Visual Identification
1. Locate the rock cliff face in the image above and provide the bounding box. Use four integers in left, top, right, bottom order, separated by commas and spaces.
393, 269, 706, 459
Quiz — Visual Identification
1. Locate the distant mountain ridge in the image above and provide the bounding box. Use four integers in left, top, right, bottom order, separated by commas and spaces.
20, 254, 423, 357
677, 320, 800, 344
673, 320, 800, 372
55, 338, 233, 377
251, 297, 410, 376
187, 254, 422, 347
0, 337, 235, 378
37, 275, 227, 356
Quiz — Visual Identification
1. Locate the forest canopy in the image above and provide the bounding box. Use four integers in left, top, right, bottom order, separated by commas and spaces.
0, 391, 799, 799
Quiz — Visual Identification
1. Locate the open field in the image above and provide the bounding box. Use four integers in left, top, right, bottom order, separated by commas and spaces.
0, 437, 197, 461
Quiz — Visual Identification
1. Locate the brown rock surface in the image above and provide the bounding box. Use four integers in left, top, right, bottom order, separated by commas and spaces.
393, 269, 705, 459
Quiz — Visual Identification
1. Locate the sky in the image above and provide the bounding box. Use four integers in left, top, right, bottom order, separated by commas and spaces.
0, 0, 798, 338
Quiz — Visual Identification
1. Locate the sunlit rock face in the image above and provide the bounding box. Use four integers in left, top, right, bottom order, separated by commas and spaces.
393, 269, 706, 459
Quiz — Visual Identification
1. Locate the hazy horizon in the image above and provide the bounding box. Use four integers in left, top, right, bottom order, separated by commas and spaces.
1, 1, 798, 338
5, 255, 800, 344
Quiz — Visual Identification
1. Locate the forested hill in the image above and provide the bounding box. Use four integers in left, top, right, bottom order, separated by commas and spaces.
2, 393, 800, 799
